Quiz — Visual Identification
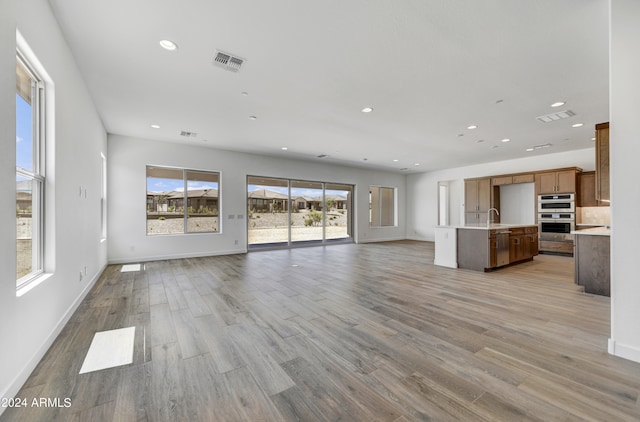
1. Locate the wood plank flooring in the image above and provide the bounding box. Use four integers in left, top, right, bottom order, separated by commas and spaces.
4, 240, 640, 421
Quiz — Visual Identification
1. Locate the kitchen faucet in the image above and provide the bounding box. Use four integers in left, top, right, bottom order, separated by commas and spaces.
487, 208, 499, 226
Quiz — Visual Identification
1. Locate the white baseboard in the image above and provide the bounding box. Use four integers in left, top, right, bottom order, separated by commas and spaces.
0, 264, 106, 416
434, 259, 458, 268
357, 236, 407, 244
608, 338, 640, 363
108, 248, 247, 265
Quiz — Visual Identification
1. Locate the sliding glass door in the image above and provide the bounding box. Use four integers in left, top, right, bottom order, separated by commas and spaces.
325, 183, 352, 242
291, 180, 324, 244
247, 176, 353, 249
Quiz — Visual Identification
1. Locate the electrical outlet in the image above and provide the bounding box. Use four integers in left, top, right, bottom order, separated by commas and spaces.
79, 271, 83, 282
84, 266, 87, 275
234, 240, 238, 245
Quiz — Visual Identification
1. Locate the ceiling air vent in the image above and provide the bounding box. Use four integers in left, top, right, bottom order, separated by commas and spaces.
179, 131, 197, 138
212, 51, 245, 72
317, 154, 329, 159
536, 110, 576, 123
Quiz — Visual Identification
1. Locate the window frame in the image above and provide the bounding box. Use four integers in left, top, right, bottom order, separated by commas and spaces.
16, 51, 46, 289
146, 165, 221, 236
369, 185, 397, 227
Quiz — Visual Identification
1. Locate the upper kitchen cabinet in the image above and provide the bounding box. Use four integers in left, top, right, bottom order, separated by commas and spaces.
465, 178, 493, 224
595, 122, 610, 202
578, 171, 609, 207
535, 169, 578, 194
465, 178, 492, 212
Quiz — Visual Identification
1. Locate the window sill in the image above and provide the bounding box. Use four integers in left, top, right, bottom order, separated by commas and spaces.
17, 272, 53, 297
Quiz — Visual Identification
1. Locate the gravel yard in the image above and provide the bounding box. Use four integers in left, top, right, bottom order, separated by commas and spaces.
146, 210, 351, 242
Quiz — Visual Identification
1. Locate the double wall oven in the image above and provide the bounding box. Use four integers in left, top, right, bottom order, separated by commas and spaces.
538, 193, 575, 243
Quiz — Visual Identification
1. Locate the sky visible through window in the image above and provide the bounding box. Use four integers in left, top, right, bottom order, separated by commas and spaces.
147, 178, 218, 193
147, 179, 348, 199
16, 94, 33, 172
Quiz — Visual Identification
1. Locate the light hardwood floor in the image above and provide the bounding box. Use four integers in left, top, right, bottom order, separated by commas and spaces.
3, 240, 640, 421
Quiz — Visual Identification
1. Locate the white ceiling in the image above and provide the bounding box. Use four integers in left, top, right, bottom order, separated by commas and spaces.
48, 0, 609, 173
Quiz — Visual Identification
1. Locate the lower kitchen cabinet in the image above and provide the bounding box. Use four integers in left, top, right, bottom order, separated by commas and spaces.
574, 232, 610, 296
509, 227, 539, 264
458, 225, 538, 272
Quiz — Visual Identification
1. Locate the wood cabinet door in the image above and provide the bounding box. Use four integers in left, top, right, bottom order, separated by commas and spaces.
509, 236, 521, 262
596, 124, 610, 202
578, 171, 598, 207
536, 172, 557, 194
477, 178, 492, 212
489, 237, 497, 268
465, 212, 480, 225
556, 170, 576, 193
464, 180, 478, 212
492, 176, 512, 186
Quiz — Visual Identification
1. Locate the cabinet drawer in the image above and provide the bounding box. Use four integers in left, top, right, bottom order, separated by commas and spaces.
525, 226, 538, 234
539, 240, 574, 254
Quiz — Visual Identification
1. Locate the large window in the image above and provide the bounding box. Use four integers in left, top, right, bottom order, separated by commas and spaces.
369, 186, 396, 227
146, 166, 220, 235
16, 54, 45, 286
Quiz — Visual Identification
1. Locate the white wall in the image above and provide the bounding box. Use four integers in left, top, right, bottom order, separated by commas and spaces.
0, 0, 107, 408
108, 135, 407, 263
499, 183, 535, 225
609, 0, 640, 363
407, 148, 594, 241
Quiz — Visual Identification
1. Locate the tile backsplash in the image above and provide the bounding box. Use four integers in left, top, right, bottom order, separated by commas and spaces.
578, 206, 611, 225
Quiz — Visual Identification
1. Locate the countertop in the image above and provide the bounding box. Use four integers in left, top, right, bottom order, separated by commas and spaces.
572, 227, 611, 236
441, 223, 537, 231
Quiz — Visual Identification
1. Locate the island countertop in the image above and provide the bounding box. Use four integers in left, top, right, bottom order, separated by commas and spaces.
452, 223, 537, 231
572, 227, 611, 236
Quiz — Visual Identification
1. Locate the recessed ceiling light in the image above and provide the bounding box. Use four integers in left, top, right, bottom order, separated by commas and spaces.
393, 159, 399, 162
281, 147, 288, 151
501, 138, 511, 143
241, 91, 249, 96
572, 123, 583, 128
526, 148, 534, 152
249, 116, 257, 120
551, 101, 566, 107
491, 145, 500, 149
150, 124, 160, 129
414, 163, 420, 166
467, 125, 478, 130
159, 40, 178, 51
476, 139, 485, 143
457, 133, 464, 137
495, 99, 504, 104
361, 107, 374, 113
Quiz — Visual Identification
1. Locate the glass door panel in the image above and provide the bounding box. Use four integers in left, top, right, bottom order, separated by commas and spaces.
291, 180, 324, 244
247, 176, 290, 247
325, 183, 353, 242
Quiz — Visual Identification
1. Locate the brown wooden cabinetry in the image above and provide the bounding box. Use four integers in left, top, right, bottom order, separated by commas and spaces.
536, 170, 577, 194
578, 171, 609, 207
508, 227, 538, 264
465, 178, 492, 224
492, 173, 534, 186
595, 122, 610, 202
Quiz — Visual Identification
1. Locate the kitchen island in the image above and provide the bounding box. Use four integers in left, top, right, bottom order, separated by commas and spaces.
572, 226, 610, 296
456, 224, 539, 272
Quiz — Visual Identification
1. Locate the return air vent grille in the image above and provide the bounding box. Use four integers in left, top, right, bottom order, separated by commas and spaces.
212, 51, 245, 72
179, 131, 197, 138
536, 110, 576, 123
